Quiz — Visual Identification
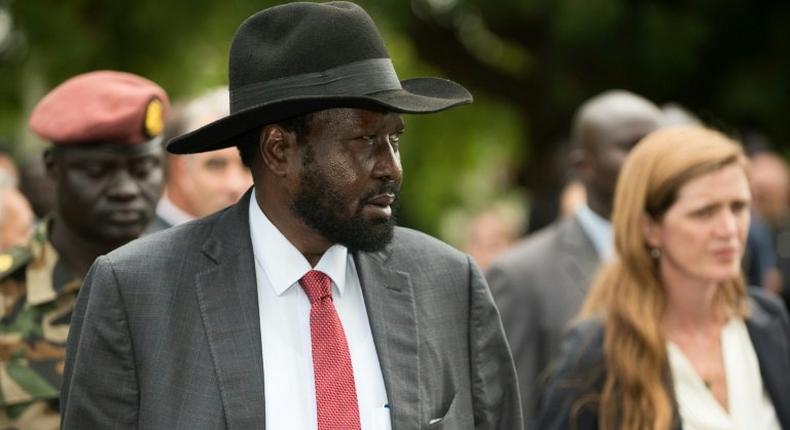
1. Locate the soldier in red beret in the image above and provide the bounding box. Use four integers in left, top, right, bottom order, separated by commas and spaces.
0, 70, 168, 428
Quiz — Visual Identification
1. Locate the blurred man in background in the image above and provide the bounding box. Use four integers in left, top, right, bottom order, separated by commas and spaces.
0, 140, 35, 251
0, 140, 19, 186
18, 154, 56, 220
0, 186, 34, 250
463, 204, 523, 271
750, 150, 790, 305
0, 70, 167, 428
487, 89, 664, 428
148, 87, 251, 232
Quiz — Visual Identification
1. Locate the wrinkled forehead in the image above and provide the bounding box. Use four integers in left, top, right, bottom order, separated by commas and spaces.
672, 163, 751, 203
310, 107, 405, 131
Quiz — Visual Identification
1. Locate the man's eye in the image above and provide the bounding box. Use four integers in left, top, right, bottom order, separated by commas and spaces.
131, 158, 161, 177
204, 158, 228, 171
76, 163, 107, 177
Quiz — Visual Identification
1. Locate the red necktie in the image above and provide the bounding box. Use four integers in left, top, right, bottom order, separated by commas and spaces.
299, 270, 361, 430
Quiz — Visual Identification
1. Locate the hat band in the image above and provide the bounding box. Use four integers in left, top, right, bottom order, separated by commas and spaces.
230, 58, 403, 112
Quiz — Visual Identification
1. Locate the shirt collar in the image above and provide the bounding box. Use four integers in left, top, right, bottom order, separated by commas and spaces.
574, 203, 614, 261
26, 220, 81, 306
156, 193, 195, 227
248, 191, 348, 296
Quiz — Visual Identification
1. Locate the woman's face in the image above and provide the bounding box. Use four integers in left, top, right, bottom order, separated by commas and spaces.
644, 163, 751, 285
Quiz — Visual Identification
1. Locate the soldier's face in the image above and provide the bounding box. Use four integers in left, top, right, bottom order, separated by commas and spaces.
47, 141, 164, 245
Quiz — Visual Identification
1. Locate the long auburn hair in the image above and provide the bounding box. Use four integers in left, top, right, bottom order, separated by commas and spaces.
578, 125, 750, 429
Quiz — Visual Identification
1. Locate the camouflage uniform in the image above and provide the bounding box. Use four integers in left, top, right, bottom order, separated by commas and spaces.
0, 222, 80, 430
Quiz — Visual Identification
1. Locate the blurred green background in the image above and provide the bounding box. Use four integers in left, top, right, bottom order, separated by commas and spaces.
1, 0, 788, 245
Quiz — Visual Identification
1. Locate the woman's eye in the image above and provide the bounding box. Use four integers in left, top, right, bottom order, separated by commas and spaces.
731, 201, 749, 214
692, 206, 716, 218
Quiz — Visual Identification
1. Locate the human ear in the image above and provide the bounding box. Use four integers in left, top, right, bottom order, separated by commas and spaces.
260, 125, 297, 177
570, 147, 589, 176
42, 149, 59, 181
641, 213, 662, 248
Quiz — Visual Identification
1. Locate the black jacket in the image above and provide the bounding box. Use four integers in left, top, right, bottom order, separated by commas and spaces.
538, 289, 790, 430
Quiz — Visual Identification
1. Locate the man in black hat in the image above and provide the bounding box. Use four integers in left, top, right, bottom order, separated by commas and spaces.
61, 3, 522, 430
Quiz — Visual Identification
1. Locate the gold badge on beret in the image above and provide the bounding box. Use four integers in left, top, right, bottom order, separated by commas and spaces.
144, 98, 165, 138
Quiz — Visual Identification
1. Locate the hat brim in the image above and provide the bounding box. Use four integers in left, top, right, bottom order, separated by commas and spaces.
167, 77, 472, 154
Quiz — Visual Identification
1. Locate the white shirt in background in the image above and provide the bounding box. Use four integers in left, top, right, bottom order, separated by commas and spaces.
668, 318, 781, 430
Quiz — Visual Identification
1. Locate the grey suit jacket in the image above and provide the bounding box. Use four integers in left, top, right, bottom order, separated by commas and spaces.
60, 192, 522, 430
538, 289, 790, 429
486, 216, 599, 429
143, 213, 173, 235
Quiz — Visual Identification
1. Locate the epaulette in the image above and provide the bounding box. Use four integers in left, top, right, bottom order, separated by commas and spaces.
0, 246, 33, 280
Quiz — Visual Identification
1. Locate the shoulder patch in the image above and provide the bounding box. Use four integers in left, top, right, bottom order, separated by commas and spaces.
0, 247, 33, 280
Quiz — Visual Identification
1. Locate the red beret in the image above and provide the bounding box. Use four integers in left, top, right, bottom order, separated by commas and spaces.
29, 70, 170, 145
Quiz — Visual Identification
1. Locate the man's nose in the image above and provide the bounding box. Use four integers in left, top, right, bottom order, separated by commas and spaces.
106, 168, 141, 200
372, 138, 402, 183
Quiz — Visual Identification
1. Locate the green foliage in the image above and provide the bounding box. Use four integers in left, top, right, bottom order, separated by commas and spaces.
398, 95, 523, 235
3, 0, 790, 239
0, 0, 524, 239
377, 23, 524, 235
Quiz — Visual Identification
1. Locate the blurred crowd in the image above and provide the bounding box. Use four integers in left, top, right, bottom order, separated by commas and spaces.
479, 91, 790, 428
1, 74, 789, 428
0, 86, 252, 253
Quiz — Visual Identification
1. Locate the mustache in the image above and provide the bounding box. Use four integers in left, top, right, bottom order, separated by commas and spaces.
363, 181, 401, 201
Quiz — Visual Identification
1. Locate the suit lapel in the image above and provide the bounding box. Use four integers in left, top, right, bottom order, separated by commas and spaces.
745, 299, 790, 429
557, 216, 600, 294
195, 191, 266, 429
355, 249, 421, 430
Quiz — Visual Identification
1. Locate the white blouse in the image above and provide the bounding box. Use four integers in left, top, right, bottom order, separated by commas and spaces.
667, 318, 781, 430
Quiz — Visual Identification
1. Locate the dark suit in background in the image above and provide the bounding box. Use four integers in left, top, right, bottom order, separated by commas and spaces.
485, 90, 665, 428
486, 216, 598, 426
538, 289, 790, 429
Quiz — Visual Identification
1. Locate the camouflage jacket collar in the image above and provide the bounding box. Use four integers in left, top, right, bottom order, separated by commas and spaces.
25, 220, 80, 306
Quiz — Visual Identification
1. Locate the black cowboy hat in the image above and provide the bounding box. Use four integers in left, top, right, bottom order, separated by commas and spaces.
167, 1, 472, 154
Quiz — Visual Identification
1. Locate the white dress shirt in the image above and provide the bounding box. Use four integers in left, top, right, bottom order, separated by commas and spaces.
248, 194, 391, 430
155, 193, 195, 227
574, 203, 614, 261
668, 318, 781, 430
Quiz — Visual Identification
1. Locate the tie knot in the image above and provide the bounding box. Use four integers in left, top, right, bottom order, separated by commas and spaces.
299, 270, 332, 304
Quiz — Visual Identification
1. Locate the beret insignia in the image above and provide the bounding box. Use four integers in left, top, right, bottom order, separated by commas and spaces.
144, 98, 165, 138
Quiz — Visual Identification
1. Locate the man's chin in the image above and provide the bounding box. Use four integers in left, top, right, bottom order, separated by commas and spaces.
97, 224, 146, 244
345, 220, 395, 252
